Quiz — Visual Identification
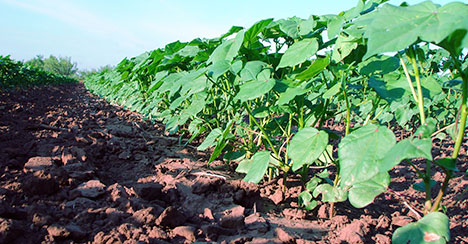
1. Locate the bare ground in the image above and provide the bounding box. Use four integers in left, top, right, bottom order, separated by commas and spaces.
0, 83, 466, 243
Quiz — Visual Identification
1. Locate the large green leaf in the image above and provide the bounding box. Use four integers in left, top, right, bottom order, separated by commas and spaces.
277, 38, 319, 69
240, 61, 267, 82
243, 151, 272, 184
381, 138, 433, 172
393, 212, 450, 244
348, 172, 390, 208
313, 184, 348, 203
197, 128, 222, 151
208, 61, 231, 80
288, 127, 329, 172
296, 56, 330, 81
207, 30, 245, 64
235, 79, 276, 102
339, 124, 396, 186
185, 92, 207, 116
244, 18, 274, 47
363, 2, 468, 59
277, 86, 307, 105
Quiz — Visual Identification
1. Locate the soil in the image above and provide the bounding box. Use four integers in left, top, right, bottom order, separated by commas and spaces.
0, 82, 467, 244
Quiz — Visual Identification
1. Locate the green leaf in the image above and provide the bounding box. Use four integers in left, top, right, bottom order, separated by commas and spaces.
244, 18, 274, 47
197, 128, 222, 151
332, 34, 359, 63
392, 212, 450, 244
185, 92, 207, 116
339, 124, 396, 186
231, 60, 243, 75
313, 184, 348, 203
277, 86, 307, 105
289, 127, 329, 171
348, 172, 390, 208
327, 15, 345, 39
381, 138, 433, 172
359, 55, 399, 76
240, 61, 267, 82
298, 191, 318, 210
277, 38, 319, 69
252, 107, 270, 118
208, 121, 234, 164
176, 45, 200, 57
235, 79, 276, 102
413, 180, 436, 192
208, 30, 245, 64
208, 61, 231, 80
305, 177, 322, 191
243, 151, 272, 184
278, 17, 301, 39
414, 117, 437, 138
434, 158, 457, 171
296, 56, 330, 81
298, 16, 316, 36
235, 158, 252, 174
323, 83, 341, 99
363, 2, 468, 59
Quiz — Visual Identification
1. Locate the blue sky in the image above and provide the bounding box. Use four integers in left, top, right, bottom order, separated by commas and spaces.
0, 0, 461, 70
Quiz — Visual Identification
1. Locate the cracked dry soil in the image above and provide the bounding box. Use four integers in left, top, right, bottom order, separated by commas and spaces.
0, 83, 467, 243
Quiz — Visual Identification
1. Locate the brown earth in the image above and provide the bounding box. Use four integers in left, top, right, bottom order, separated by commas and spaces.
0, 82, 466, 243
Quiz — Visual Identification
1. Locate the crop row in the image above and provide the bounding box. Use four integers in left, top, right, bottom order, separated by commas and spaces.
0, 55, 76, 89
84, 1, 468, 242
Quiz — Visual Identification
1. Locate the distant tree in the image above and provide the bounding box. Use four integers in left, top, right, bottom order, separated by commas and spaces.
24, 55, 45, 69
25, 55, 78, 77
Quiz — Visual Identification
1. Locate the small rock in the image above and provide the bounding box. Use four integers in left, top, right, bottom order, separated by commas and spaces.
70, 147, 87, 162
172, 226, 196, 242
0, 217, 22, 243
245, 214, 269, 233
317, 204, 328, 219
374, 234, 391, 244
24, 157, 54, 171
203, 208, 214, 220
337, 220, 369, 243
275, 228, 295, 244
47, 225, 70, 238
133, 183, 163, 201
65, 197, 97, 209
61, 150, 78, 165
23, 171, 59, 195
74, 180, 106, 198
391, 216, 413, 227
133, 207, 159, 225
269, 188, 283, 205
283, 208, 306, 219
148, 226, 168, 239
107, 183, 129, 203
65, 223, 86, 239
219, 206, 245, 229
156, 206, 187, 228
118, 151, 131, 160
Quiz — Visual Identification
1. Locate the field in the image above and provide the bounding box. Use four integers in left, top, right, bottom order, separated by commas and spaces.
1, 0, 468, 243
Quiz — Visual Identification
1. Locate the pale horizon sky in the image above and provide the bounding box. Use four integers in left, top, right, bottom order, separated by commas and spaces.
0, 0, 462, 70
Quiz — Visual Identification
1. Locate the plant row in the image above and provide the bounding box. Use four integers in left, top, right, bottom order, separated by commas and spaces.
0, 55, 76, 89
84, 1, 468, 242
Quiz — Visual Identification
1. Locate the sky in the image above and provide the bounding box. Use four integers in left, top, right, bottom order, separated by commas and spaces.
0, 0, 462, 70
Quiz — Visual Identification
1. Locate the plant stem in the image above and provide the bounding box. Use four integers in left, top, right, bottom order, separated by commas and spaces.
430, 171, 451, 212
244, 103, 279, 158
399, 54, 419, 102
343, 89, 351, 135
431, 52, 467, 212
407, 47, 426, 124
424, 160, 432, 214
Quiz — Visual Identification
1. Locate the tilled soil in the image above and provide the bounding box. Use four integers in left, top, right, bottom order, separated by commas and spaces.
0, 83, 467, 243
